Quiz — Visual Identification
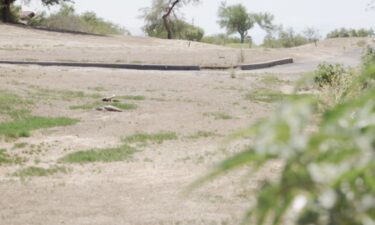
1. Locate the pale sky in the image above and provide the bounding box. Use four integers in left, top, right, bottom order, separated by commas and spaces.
23, 0, 375, 44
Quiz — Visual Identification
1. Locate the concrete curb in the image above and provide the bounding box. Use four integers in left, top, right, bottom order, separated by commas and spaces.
0, 58, 294, 71
240, 58, 294, 70
0, 60, 201, 71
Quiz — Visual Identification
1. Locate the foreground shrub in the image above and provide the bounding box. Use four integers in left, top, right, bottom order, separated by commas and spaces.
362, 46, 375, 70
313, 63, 348, 88
193, 61, 375, 224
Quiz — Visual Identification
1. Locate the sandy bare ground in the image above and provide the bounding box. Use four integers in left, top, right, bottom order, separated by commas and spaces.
0, 65, 284, 225
0, 24, 372, 67
0, 25, 368, 225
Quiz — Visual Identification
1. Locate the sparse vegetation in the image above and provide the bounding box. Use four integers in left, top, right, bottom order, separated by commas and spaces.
263, 27, 311, 48
0, 148, 24, 165
326, 28, 374, 39
0, 116, 78, 138
186, 131, 218, 139
28, 86, 100, 101
201, 34, 242, 46
204, 112, 233, 120
30, 4, 127, 35
13, 142, 28, 149
260, 75, 283, 85
118, 95, 146, 101
60, 144, 137, 164
361, 46, 375, 69
245, 89, 288, 103
0, 90, 78, 139
13, 166, 69, 177
123, 132, 178, 145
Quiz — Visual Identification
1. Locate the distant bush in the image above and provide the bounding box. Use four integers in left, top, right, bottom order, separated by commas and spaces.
144, 18, 204, 41
201, 34, 242, 45
327, 28, 374, 39
263, 27, 310, 48
30, 4, 127, 35
80, 12, 128, 35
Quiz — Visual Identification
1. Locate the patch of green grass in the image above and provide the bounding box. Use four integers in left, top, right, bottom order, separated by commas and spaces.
260, 76, 283, 85
70, 101, 137, 110
245, 89, 289, 103
204, 112, 234, 120
118, 95, 146, 101
111, 102, 137, 110
28, 86, 100, 101
0, 149, 24, 165
0, 116, 79, 138
226, 43, 252, 49
187, 131, 218, 139
245, 89, 310, 103
0, 90, 32, 119
12, 166, 68, 177
13, 142, 28, 149
60, 144, 136, 164
69, 102, 102, 110
88, 86, 106, 92
124, 132, 178, 144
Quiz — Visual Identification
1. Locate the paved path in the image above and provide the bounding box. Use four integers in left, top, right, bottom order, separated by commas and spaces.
246, 47, 365, 73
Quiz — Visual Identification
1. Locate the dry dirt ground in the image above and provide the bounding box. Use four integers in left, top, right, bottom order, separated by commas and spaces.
0, 25, 371, 225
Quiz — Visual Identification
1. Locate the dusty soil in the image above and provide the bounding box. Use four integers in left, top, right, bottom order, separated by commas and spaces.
0, 24, 372, 67
0, 24, 368, 225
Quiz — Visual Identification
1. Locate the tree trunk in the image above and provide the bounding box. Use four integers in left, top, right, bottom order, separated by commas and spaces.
240, 34, 245, 43
1, 0, 12, 23
162, 0, 180, 39
162, 15, 172, 39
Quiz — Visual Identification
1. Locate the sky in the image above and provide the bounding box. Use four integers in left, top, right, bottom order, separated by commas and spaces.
23, 0, 375, 44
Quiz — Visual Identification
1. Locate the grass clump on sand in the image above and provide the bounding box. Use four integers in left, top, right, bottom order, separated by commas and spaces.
123, 132, 178, 145
60, 144, 137, 164
186, 131, 218, 140
245, 89, 293, 103
12, 166, 69, 177
0, 116, 78, 138
0, 149, 25, 165
118, 95, 146, 101
0, 90, 79, 139
204, 112, 234, 120
260, 76, 285, 85
70, 101, 137, 110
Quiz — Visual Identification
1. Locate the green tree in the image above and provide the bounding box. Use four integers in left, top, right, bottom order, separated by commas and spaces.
141, 0, 203, 40
218, 2, 254, 43
218, 2, 275, 43
303, 27, 321, 46
0, 0, 68, 23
